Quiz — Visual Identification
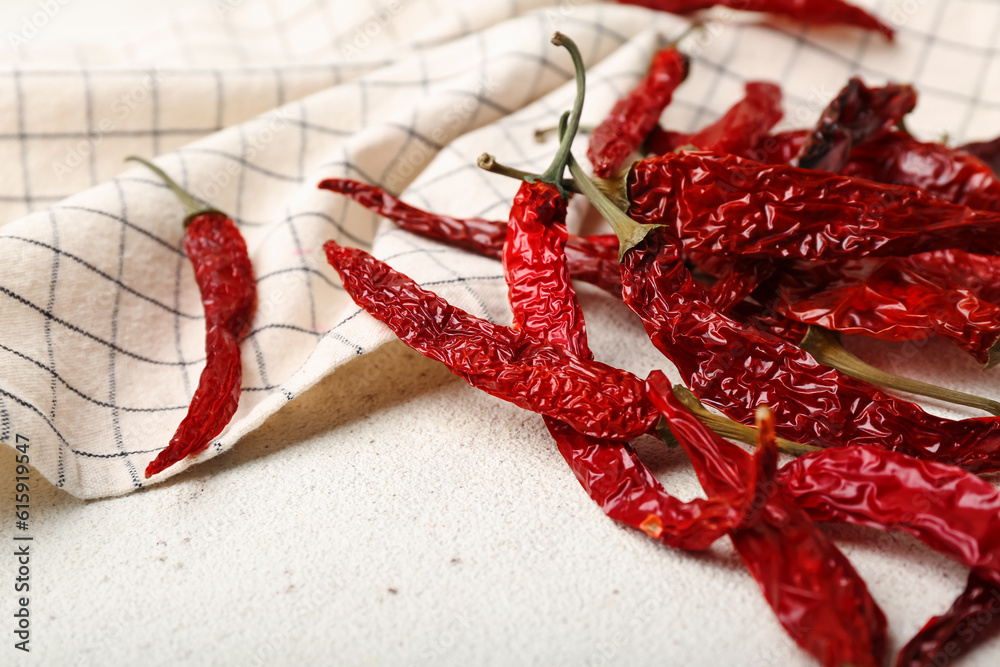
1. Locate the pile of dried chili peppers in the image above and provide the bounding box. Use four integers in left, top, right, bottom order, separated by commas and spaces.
131, 0, 1000, 661
318, 16, 1000, 663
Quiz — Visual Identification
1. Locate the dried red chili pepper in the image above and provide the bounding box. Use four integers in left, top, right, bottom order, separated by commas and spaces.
648, 373, 887, 667
898, 570, 1000, 667
615, 0, 894, 38
500, 49, 763, 549
794, 78, 916, 172
776, 446, 1000, 665
841, 130, 1000, 212
621, 151, 1000, 264
570, 151, 1000, 472
506, 175, 751, 550
317, 178, 623, 295
644, 81, 783, 159
587, 43, 689, 178
774, 256, 1000, 367
128, 157, 255, 478
960, 135, 1000, 176
323, 240, 658, 441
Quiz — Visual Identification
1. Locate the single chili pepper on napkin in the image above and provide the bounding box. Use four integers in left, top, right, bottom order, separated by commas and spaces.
774, 257, 1000, 367
127, 157, 255, 478
323, 241, 657, 441
648, 373, 888, 667
620, 150, 1000, 264
587, 42, 689, 178
318, 178, 622, 295
616, 0, 894, 37
775, 446, 1000, 665
795, 78, 917, 172
644, 81, 783, 158
568, 150, 1000, 472
960, 135, 1000, 176
841, 130, 1000, 212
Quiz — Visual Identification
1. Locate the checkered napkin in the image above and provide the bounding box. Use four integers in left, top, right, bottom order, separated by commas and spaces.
0, 0, 997, 498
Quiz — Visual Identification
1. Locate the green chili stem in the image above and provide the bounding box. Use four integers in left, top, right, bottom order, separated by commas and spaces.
800, 326, 1000, 417
126, 156, 221, 226
567, 153, 659, 260
533, 32, 588, 198
670, 385, 821, 456
535, 124, 595, 144
476, 154, 578, 192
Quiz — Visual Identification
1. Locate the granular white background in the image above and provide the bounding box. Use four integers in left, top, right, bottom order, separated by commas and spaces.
2, 0, 1000, 665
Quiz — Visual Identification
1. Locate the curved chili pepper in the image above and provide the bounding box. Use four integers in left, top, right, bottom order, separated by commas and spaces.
587, 44, 689, 178
960, 135, 1000, 176
571, 152, 1000, 472
318, 179, 622, 295
323, 240, 657, 441
648, 372, 887, 667
645, 81, 783, 159
775, 446, 1000, 665
795, 78, 916, 172
506, 179, 753, 549
615, 0, 894, 37
624, 151, 1000, 264
841, 130, 1000, 212
128, 157, 255, 478
774, 257, 1000, 366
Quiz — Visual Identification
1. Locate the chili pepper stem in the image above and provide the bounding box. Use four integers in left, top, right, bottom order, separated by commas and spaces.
529, 32, 588, 197
126, 156, 222, 227
534, 124, 595, 144
567, 153, 660, 260
800, 326, 1000, 417
476, 154, 578, 193
670, 385, 820, 456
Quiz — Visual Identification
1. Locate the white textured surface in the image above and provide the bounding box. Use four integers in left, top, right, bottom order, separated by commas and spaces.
2, 0, 1000, 664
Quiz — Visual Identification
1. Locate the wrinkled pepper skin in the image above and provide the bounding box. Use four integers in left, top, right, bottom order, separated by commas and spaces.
774, 257, 1000, 365
795, 78, 916, 172
619, 229, 1000, 472
648, 373, 887, 667
319, 179, 622, 294
587, 46, 689, 178
146, 212, 255, 478
907, 249, 1000, 306
504, 182, 588, 351
776, 446, 1000, 665
324, 241, 658, 441
842, 131, 1000, 212
615, 0, 894, 37
645, 81, 783, 158
626, 151, 1000, 264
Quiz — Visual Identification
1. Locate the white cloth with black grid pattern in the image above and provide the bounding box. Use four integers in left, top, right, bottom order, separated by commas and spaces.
1, 0, 999, 500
